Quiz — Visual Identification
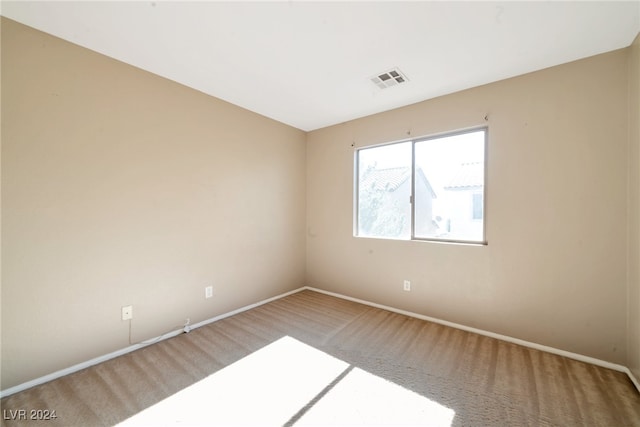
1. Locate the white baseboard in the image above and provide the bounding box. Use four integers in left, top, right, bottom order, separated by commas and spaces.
0, 287, 306, 398
3, 285, 638, 397
188, 287, 305, 330
626, 367, 640, 392
304, 286, 640, 394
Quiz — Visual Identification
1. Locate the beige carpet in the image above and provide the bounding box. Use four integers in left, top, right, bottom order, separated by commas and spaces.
1, 290, 639, 426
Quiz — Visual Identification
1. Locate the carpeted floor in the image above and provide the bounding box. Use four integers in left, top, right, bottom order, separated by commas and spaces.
1, 289, 639, 426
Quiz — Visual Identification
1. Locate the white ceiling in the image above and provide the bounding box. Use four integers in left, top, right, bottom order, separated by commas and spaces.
2, 1, 639, 131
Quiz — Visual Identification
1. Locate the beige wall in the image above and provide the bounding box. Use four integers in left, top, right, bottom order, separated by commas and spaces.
1, 18, 306, 389
628, 33, 640, 382
307, 49, 630, 364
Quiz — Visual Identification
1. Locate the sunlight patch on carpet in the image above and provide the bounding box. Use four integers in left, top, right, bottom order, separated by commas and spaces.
118, 336, 454, 426
295, 366, 455, 425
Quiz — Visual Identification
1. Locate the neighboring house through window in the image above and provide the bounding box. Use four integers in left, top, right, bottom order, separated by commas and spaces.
358, 166, 437, 238
472, 193, 484, 220
443, 162, 485, 240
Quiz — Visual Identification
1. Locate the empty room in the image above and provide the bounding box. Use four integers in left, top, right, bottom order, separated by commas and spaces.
1, 1, 640, 425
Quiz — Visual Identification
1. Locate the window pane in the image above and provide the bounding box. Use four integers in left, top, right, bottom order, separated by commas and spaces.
357, 142, 411, 239
414, 130, 485, 242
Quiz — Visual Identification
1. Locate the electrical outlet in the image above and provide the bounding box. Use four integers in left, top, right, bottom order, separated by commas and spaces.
122, 305, 133, 320
403, 280, 411, 291
205, 286, 213, 299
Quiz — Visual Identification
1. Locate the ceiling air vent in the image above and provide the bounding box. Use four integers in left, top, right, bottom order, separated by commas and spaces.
371, 68, 409, 89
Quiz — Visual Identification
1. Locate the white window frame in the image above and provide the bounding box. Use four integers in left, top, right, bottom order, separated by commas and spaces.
354, 127, 488, 245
